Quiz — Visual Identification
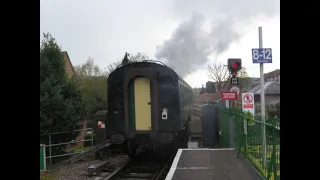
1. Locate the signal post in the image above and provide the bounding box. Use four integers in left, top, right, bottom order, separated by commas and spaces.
227, 58, 242, 108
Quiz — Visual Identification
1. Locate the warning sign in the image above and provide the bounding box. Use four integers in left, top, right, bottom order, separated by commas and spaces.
242, 93, 255, 126
221, 91, 237, 100
243, 94, 253, 103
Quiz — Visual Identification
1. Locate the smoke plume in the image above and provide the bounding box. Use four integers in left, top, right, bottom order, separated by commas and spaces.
155, 0, 279, 77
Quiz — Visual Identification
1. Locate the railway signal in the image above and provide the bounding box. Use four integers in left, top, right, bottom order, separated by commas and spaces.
226, 58, 242, 109
227, 58, 242, 72
231, 76, 238, 86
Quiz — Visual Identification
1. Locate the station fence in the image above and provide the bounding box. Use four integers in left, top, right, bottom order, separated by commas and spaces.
40, 128, 94, 164
219, 107, 280, 180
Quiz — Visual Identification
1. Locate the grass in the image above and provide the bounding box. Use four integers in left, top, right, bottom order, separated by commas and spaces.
40, 146, 92, 180
40, 172, 57, 180
72, 146, 89, 153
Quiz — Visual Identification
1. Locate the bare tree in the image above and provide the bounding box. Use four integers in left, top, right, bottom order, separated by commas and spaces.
208, 62, 230, 92
106, 60, 122, 76
128, 52, 149, 62
208, 62, 251, 92
106, 52, 149, 76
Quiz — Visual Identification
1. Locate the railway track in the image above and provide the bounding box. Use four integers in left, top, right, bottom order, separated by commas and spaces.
102, 152, 173, 180
66, 139, 173, 180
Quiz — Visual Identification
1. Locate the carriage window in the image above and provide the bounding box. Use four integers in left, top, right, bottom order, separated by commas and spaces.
182, 86, 184, 106
180, 86, 182, 106
186, 89, 189, 104
183, 86, 187, 106
184, 86, 186, 106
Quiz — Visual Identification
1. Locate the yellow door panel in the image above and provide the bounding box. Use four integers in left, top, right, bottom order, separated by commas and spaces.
134, 77, 152, 130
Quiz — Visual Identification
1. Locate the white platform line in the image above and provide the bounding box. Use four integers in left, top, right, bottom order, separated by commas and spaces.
180, 148, 235, 151
165, 149, 183, 180
176, 167, 210, 170
165, 148, 236, 180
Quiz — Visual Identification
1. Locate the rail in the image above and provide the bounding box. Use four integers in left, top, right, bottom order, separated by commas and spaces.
40, 128, 94, 164
104, 153, 173, 180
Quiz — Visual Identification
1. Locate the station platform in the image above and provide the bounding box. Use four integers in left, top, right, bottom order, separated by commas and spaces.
165, 148, 261, 180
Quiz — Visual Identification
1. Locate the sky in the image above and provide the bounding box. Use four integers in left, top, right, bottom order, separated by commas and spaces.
40, 0, 280, 88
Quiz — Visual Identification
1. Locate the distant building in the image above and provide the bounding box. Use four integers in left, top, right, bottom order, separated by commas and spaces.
251, 69, 280, 87
193, 86, 219, 104
248, 81, 280, 104
248, 69, 280, 114
193, 69, 280, 105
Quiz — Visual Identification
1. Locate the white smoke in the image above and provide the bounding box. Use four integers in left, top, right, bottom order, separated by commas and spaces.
155, 0, 280, 77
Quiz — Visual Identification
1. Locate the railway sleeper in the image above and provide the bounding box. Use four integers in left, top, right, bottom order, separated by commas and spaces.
87, 160, 109, 176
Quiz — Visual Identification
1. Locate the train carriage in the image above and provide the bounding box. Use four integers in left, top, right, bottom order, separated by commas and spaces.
106, 61, 193, 156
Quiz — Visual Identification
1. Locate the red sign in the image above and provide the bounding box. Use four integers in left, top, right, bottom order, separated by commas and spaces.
243, 94, 253, 103
244, 104, 253, 108
98, 121, 105, 128
221, 91, 238, 100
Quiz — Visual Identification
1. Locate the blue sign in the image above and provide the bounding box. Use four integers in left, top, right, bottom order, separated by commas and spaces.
251, 48, 272, 63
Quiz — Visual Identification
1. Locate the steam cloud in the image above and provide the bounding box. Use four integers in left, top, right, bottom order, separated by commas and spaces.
155, 0, 279, 77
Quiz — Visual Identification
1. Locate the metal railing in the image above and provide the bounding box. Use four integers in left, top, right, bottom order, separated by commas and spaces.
40, 128, 94, 164
219, 107, 280, 180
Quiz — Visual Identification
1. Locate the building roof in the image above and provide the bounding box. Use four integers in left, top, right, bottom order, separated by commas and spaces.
94, 110, 108, 116
264, 69, 280, 80
247, 81, 280, 95
61, 51, 75, 76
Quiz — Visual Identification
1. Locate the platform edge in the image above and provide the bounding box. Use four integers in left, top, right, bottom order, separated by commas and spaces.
165, 149, 184, 180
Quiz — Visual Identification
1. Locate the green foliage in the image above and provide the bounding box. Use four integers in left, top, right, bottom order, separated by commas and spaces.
238, 68, 251, 90
84, 133, 96, 146
275, 102, 280, 111
74, 58, 107, 116
73, 52, 149, 119
40, 33, 88, 155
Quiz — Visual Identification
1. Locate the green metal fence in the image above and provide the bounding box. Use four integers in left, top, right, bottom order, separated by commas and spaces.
219, 107, 280, 180
40, 144, 46, 171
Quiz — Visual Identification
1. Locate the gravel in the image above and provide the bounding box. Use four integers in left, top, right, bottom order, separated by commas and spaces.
46, 154, 129, 180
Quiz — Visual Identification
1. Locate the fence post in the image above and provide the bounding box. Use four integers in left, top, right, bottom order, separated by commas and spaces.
91, 131, 94, 148
229, 116, 235, 148
272, 143, 278, 180
237, 134, 243, 159
243, 112, 248, 158
271, 120, 279, 180
49, 134, 52, 164
40, 144, 46, 171
237, 112, 248, 159
81, 138, 84, 152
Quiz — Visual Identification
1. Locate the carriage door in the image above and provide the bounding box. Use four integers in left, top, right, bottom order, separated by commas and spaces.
133, 77, 152, 130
